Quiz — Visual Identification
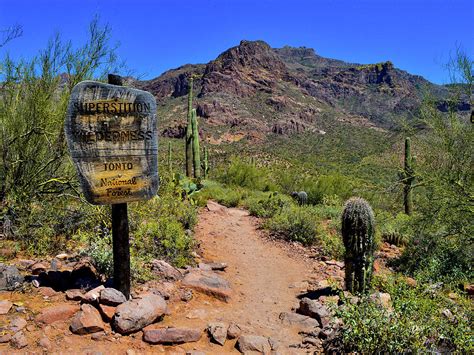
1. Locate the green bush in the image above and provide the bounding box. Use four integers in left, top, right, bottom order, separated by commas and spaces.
377, 211, 413, 246
304, 174, 354, 205
245, 192, 292, 218
318, 226, 344, 260
217, 157, 269, 191
332, 275, 473, 352
264, 205, 318, 245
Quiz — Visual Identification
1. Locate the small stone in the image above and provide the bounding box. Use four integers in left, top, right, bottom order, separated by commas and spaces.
0, 300, 13, 314
70, 304, 105, 335
143, 327, 201, 344
31, 262, 47, 275
26, 324, 35, 332
207, 322, 228, 345
36, 304, 80, 324
98, 304, 116, 322
38, 336, 52, 349
10, 331, 28, 349
302, 336, 321, 346
66, 289, 85, 301
100, 288, 126, 306
9, 317, 27, 332
279, 312, 320, 332
32, 279, 40, 288
91, 331, 107, 341
38, 287, 58, 297
236, 335, 271, 353
297, 298, 332, 328
83, 285, 105, 303
18, 259, 36, 269
226, 322, 241, 339
268, 337, 280, 350
151, 260, 183, 281
448, 292, 458, 300
0, 334, 12, 343
180, 289, 193, 302
55, 253, 69, 260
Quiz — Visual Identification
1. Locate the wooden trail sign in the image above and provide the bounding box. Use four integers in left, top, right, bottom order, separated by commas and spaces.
65, 80, 158, 205
65, 75, 158, 298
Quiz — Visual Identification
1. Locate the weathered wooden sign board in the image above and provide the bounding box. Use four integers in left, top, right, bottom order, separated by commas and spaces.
65, 81, 158, 205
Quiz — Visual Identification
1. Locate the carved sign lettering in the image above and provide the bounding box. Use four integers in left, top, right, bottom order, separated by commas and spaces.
65, 81, 158, 204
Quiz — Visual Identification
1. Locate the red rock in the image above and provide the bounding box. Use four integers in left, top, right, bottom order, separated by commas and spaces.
38, 287, 58, 297
0, 300, 12, 314
70, 304, 105, 335
227, 322, 241, 339
31, 262, 47, 275
0, 334, 12, 343
465, 284, 474, 296
151, 260, 183, 281
38, 336, 52, 349
65, 289, 85, 301
83, 285, 105, 303
236, 335, 271, 353
207, 322, 227, 345
10, 331, 28, 349
36, 304, 80, 324
9, 317, 27, 332
143, 327, 201, 344
182, 270, 231, 302
99, 288, 126, 306
98, 303, 116, 322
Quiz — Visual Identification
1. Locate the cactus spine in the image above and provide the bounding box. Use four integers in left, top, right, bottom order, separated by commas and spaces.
191, 109, 201, 179
203, 146, 209, 179
341, 197, 376, 294
167, 141, 172, 172
185, 77, 194, 177
402, 137, 415, 215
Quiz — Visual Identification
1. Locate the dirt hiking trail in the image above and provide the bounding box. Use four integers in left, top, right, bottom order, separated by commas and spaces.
0, 201, 349, 354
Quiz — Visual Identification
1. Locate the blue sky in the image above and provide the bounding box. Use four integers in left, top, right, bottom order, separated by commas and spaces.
1, 0, 473, 84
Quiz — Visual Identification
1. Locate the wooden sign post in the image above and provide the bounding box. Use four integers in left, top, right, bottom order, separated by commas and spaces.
65, 75, 158, 298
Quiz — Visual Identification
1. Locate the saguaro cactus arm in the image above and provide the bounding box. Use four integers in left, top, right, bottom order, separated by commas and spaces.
191, 109, 201, 179
185, 77, 194, 177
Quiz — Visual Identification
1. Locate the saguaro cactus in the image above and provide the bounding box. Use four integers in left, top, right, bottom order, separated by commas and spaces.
203, 146, 209, 179
185, 77, 194, 177
401, 137, 415, 215
341, 197, 376, 294
191, 109, 201, 179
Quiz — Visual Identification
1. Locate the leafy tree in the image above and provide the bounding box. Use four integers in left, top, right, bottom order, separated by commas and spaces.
0, 18, 121, 206
399, 49, 473, 284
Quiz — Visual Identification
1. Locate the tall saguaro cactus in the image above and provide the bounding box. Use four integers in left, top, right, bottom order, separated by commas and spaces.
401, 137, 415, 215
191, 109, 201, 179
185, 77, 194, 177
341, 197, 376, 294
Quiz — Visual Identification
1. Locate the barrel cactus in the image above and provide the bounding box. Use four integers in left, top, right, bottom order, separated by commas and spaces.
341, 197, 376, 294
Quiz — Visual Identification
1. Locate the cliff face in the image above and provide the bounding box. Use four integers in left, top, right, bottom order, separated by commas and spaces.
137, 40, 469, 142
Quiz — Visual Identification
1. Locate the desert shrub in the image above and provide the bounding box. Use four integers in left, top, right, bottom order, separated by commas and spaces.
133, 217, 193, 268
377, 212, 413, 246
217, 157, 269, 191
245, 192, 292, 218
332, 275, 473, 352
194, 181, 246, 207
317, 225, 344, 260
304, 174, 354, 205
264, 205, 318, 245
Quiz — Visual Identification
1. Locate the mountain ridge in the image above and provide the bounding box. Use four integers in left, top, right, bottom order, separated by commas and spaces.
134, 40, 468, 143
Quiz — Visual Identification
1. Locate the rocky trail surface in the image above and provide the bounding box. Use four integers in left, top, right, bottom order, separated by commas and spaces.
0, 201, 396, 354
